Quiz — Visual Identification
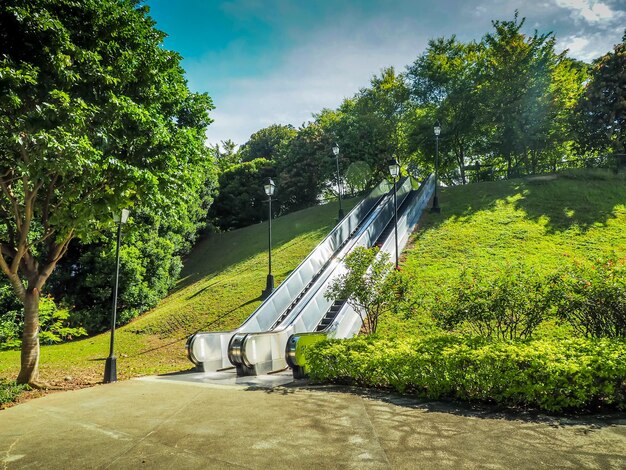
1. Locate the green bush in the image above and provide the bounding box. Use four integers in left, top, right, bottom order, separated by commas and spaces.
551, 255, 626, 338
306, 334, 626, 412
0, 379, 30, 406
0, 296, 86, 350
433, 265, 552, 340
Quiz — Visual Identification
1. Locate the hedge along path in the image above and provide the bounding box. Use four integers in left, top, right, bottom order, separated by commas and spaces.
306, 334, 626, 412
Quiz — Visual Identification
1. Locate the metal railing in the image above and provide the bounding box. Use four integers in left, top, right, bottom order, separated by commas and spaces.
229, 177, 415, 375
285, 174, 436, 377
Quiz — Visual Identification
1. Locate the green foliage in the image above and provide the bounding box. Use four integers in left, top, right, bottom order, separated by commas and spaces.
211, 139, 242, 172
403, 13, 588, 183
276, 122, 335, 212
0, 282, 22, 349
325, 247, 398, 334
47, 194, 216, 333
0, 379, 30, 406
575, 31, 626, 154
326, 68, 409, 182
209, 158, 275, 230
433, 265, 552, 340
551, 255, 626, 338
306, 334, 626, 412
239, 124, 297, 163
0, 310, 21, 350
1, 296, 86, 350
38, 296, 86, 345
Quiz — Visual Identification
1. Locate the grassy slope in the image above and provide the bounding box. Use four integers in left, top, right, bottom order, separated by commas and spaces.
0, 198, 358, 385
1, 169, 624, 385
382, 169, 626, 335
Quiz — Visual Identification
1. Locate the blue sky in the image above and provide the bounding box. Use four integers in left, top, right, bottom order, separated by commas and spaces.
145, 0, 626, 146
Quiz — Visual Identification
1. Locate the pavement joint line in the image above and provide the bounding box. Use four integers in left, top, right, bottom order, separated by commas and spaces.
1, 436, 19, 470
101, 384, 206, 470
359, 397, 393, 469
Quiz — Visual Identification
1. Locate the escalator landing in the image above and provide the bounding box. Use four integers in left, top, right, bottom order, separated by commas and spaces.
139, 369, 294, 389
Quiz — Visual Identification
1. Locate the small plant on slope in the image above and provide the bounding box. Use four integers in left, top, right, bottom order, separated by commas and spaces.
325, 247, 399, 334
433, 264, 552, 340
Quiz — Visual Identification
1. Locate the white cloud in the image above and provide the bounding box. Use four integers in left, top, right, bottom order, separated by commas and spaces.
556, 35, 594, 59
191, 1, 625, 145
203, 16, 428, 145
555, 0, 621, 23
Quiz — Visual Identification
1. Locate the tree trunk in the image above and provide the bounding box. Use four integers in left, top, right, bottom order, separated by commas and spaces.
460, 148, 466, 185
17, 288, 40, 385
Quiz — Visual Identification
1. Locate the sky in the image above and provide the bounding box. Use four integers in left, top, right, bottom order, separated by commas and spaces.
144, 0, 626, 147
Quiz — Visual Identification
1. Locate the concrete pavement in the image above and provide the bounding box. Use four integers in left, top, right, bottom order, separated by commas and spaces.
1, 371, 625, 469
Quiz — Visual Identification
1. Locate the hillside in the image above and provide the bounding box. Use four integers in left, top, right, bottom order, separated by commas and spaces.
0, 198, 358, 386
383, 169, 626, 335
1, 169, 625, 388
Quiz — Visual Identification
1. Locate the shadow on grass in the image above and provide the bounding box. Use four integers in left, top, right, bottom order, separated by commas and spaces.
419, 169, 626, 237
170, 199, 356, 294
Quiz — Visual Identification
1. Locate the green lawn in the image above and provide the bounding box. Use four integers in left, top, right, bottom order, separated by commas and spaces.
2, 168, 625, 391
384, 169, 626, 335
0, 198, 358, 386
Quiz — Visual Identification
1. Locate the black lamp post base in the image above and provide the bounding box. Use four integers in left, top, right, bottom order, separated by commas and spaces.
261, 274, 275, 299
104, 356, 117, 383
337, 208, 345, 222
430, 196, 441, 213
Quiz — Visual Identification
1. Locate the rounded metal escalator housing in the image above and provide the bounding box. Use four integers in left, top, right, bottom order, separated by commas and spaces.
186, 333, 199, 365
285, 334, 300, 369
227, 332, 250, 368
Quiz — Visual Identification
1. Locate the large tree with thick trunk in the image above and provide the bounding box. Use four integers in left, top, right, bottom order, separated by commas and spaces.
0, 0, 214, 385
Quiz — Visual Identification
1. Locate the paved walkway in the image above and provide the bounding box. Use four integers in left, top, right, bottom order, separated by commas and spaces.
1, 371, 625, 469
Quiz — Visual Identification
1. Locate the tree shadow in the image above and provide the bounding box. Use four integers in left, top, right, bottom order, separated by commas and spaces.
416, 170, 626, 237
246, 380, 626, 427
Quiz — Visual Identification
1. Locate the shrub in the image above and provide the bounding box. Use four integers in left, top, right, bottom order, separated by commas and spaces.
551, 255, 626, 338
306, 334, 626, 412
0, 379, 30, 406
325, 247, 399, 334
38, 297, 87, 345
433, 265, 552, 340
0, 296, 86, 350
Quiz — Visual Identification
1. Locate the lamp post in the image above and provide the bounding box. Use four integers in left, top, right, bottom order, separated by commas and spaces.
431, 122, 441, 213
332, 144, 344, 221
388, 159, 400, 269
104, 208, 129, 384
262, 178, 275, 299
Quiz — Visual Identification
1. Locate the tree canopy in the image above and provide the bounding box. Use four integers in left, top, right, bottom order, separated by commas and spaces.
0, 0, 214, 384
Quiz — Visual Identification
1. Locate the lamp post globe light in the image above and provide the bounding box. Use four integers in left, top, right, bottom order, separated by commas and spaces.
262, 178, 275, 299
332, 143, 344, 221
104, 208, 129, 384
388, 159, 400, 269
431, 122, 441, 213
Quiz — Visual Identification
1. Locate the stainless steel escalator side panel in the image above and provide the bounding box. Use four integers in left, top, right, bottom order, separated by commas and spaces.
234, 178, 414, 375
329, 174, 436, 341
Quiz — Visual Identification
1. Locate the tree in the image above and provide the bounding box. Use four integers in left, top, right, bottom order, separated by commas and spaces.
276, 122, 334, 212
239, 124, 297, 163
325, 247, 398, 334
332, 68, 410, 181
480, 12, 561, 177
209, 158, 275, 230
0, 0, 214, 385
575, 31, 626, 155
211, 139, 242, 172
406, 37, 485, 184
